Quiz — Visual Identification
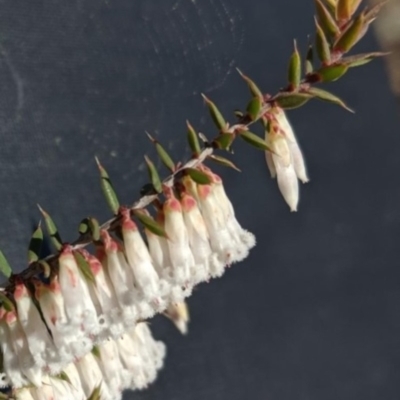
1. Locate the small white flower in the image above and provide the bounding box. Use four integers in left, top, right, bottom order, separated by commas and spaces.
121, 209, 160, 301
265, 106, 309, 211
274, 106, 309, 183
163, 190, 195, 287
75, 352, 104, 398
15, 387, 36, 400
13, 283, 57, 368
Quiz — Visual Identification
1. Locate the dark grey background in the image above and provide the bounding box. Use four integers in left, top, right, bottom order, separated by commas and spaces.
0, 0, 399, 399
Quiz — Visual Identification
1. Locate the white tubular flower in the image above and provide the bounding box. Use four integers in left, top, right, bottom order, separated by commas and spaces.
58, 245, 98, 337
75, 352, 105, 398
13, 283, 57, 369
116, 333, 147, 390
195, 182, 233, 271
4, 310, 42, 388
121, 209, 160, 301
163, 190, 195, 288
49, 377, 86, 400
78, 249, 121, 337
203, 168, 256, 259
180, 192, 212, 284
97, 339, 126, 395
144, 210, 171, 278
274, 106, 309, 183
100, 229, 137, 322
164, 301, 190, 335
63, 362, 86, 399
15, 388, 35, 400
33, 278, 75, 363
268, 129, 299, 212
0, 307, 25, 388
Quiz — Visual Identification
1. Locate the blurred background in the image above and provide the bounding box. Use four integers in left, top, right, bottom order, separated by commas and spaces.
0, 0, 399, 399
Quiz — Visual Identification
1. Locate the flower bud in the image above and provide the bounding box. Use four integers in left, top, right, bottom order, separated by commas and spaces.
164, 301, 190, 335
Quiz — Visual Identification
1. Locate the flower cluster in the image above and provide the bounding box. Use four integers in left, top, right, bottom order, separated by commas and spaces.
6, 323, 165, 400
0, 169, 255, 399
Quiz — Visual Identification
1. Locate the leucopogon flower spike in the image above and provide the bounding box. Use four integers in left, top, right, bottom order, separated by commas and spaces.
0, 1, 384, 398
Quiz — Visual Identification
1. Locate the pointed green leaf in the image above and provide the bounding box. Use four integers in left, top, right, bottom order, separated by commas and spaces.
333, 14, 365, 53
0, 251, 12, 279
186, 121, 201, 155
133, 210, 167, 238
212, 133, 235, 150
348, 0, 363, 17
306, 87, 354, 112
236, 68, 263, 98
207, 154, 241, 172
315, 18, 331, 63
239, 130, 273, 151
201, 94, 227, 131
146, 132, 175, 171
74, 251, 96, 285
323, 0, 337, 15
95, 158, 120, 215
315, 0, 340, 39
246, 96, 262, 121
185, 168, 212, 185
317, 63, 348, 82
87, 385, 102, 400
37, 205, 63, 251
305, 44, 314, 75
288, 40, 301, 89
274, 92, 313, 109
28, 223, 43, 265
342, 51, 389, 68
55, 371, 72, 385
144, 155, 162, 194
0, 292, 14, 311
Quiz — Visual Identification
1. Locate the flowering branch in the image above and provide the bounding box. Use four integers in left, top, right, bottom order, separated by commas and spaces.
0, 1, 386, 399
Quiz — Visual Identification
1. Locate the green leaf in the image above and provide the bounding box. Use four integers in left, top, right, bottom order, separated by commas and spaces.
364, 1, 387, 24
212, 133, 235, 150
207, 154, 241, 172
0, 251, 12, 279
0, 292, 14, 311
28, 223, 43, 265
133, 210, 167, 238
341, 51, 389, 68
87, 385, 102, 400
37, 205, 63, 251
317, 63, 348, 82
315, 0, 340, 39
95, 158, 120, 215
288, 40, 301, 89
305, 44, 314, 75
333, 14, 365, 53
91, 346, 101, 359
146, 132, 175, 171
274, 92, 313, 109
201, 94, 227, 131
236, 68, 263, 98
74, 251, 96, 285
185, 168, 212, 185
239, 130, 273, 151
186, 121, 201, 155
55, 371, 72, 385
246, 96, 262, 121
315, 18, 331, 63
79, 217, 101, 242
144, 155, 162, 194
306, 87, 354, 112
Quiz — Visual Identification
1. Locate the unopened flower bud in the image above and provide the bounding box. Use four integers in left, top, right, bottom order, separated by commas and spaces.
164, 301, 190, 335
